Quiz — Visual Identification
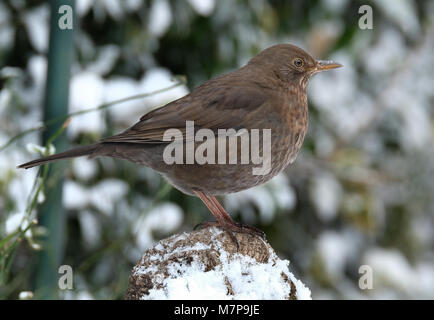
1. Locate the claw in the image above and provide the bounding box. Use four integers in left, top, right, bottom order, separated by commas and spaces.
193, 220, 265, 251
193, 191, 266, 250
193, 220, 217, 230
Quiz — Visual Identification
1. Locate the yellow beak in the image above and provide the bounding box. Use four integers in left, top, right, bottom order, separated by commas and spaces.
316, 60, 342, 71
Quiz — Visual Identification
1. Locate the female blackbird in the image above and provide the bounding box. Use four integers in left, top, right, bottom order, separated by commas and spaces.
19, 44, 341, 241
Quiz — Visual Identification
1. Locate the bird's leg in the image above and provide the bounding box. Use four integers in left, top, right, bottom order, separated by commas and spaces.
207, 195, 266, 238
193, 191, 266, 244
193, 190, 230, 225
193, 191, 238, 246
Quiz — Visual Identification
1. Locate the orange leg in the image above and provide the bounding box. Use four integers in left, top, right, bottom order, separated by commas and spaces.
194, 190, 232, 225
193, 190, 266, 244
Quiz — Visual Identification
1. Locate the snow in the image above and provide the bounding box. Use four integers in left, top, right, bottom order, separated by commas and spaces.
134, 202, 183, 251
310, 25, 433, 154
376, 0, 420, 37
0, 66, 22, 79
23, 5, 49, 53
5, 212, 26, 235
87, 45, 120, 76
310, 172, 342, 222
78, 210, 102, 248
102, 0, 124, 21
62, 180, 88, 210
0, 89, 11, 114
225, 173, 296, 225
148, 0, 172, 37
377, 33, 434, 151
4, 211, 33, 239
124, 0, 143, 12
63, 178, 129, 215
316, 231, 356, 281
363, 248, 434, 298
321, 0, 349, 14
72, 157, 98, 181
104, 77, 142, 123
106, 67, 189, 125
312, 58, 368, 139
187, 0, 215, 16
26, 143, 55, 156
18, 291, 34, 300
76, 0, 144, 19
7, 165, 37, 213
27, 55, 47, 85
68, 71, 106, 138
0, 2, 14, 49
76, 291, 94, 300
76, 0, 93, 17
313, 127, 335, 158
134, 227, 311, 300
362, 28, 406, 75
137, 68, 189, 109
399, 101, 431, 150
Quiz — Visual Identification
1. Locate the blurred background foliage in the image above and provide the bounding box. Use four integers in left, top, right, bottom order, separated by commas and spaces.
0, 0, 433, 299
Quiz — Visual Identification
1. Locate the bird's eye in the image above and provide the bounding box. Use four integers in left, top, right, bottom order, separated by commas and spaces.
293, 58, 304, 68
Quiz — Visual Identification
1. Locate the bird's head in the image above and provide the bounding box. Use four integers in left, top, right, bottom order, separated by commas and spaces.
248, 44, 342, 89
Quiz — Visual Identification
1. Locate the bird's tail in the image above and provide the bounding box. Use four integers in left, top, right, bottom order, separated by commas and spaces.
18, 143, 100, 169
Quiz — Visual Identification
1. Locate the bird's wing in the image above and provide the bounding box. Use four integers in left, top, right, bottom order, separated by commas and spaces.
101, 84, 271, 144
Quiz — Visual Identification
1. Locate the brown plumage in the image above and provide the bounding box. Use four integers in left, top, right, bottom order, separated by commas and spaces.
19, 44, 341, 241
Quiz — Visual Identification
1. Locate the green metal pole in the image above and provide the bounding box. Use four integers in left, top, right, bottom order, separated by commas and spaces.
35, 0, 74, 299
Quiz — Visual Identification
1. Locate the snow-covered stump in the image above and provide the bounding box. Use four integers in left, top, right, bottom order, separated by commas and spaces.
125, 227, 311, 300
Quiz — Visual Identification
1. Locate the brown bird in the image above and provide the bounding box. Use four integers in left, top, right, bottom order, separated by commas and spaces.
19, 44, 341, 242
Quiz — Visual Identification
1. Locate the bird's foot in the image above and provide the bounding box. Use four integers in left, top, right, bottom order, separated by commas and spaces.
194, 220, 266, 250
192, 191, 265, 250
231, 221, 266, 240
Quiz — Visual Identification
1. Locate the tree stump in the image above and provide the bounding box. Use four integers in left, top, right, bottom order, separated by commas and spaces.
126, 226, 311, 300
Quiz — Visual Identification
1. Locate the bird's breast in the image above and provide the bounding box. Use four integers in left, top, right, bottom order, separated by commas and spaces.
274, 90, 309, 168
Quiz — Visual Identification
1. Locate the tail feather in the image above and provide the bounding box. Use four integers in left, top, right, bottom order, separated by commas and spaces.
18, 143, 100, 169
